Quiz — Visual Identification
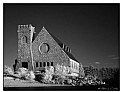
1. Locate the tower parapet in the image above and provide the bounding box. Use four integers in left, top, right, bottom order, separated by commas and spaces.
17, 24, 33, 32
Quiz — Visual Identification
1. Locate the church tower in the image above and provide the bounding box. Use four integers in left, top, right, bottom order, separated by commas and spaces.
17, 24, 35, 70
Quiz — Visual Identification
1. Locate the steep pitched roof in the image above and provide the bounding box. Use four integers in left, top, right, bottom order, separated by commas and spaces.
64, 50, 78, 62
33, 26, 79, 62
49, 33, 63, 48
49, 33, 79, 62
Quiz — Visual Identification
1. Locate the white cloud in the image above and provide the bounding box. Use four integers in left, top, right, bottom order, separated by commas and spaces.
108, 55, 119, 60
95, 62, 100, 64
112, 57, 120, 60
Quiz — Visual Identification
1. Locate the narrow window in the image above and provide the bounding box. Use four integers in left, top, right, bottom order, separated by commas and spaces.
51, 62, 53, 66
40, 62, 42, 67
69, 48, 71, 53
25, 36, 27, 43
74, 63, 75, 69
76, 64, 78, 70
43, 62, 46, 67
77, 64, 79, 70
36, 62, 38, 67
68, 48, 70, 52
22, 36, 27, 43
72, 62, 73, 68
74, 63, 76, 69
66, 47, 68, 51
72, 62, 74, 68
47, 62, 49, 66
63, 45, 66, 51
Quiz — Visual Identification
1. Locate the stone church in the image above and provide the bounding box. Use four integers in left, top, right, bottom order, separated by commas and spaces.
13, 24, 84, 76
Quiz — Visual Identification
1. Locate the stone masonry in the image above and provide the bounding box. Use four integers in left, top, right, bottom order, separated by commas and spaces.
15, 24, 84, 76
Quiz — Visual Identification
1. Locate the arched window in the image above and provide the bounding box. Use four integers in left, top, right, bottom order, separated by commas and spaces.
21, 36, 27, 43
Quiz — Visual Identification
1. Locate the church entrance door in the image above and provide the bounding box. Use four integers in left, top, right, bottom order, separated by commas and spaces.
22, 62, 28, 69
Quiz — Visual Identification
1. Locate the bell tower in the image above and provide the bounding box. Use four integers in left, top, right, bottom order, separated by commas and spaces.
17, 24, 35, 70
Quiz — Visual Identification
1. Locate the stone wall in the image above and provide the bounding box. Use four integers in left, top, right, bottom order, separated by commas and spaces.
17, 25, 32, 70
32, 27, 70, 71
16, 25, 82, 76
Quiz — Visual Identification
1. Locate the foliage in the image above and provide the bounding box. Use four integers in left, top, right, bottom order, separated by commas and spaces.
54, 64, 69, 84
15, 68, 35, 80
55, 64, 69, 76
83, 65, 119, 86
35, 64, 85, 85
4, 65, 14, 75
35, 73, 45, 83
79, 63, 85, 77
35, 64, 69, 84
42, 66, 54, 83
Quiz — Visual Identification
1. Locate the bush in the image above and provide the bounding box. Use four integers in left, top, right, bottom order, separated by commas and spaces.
4, 65, 14, 75
15, 68, 35, 80
28, 71, 35, 80
51, 75, 65, 85
36, 65, 68, 85
55, 64, 68, 76
35, 73, 45, 83
43, 67, 53, 83
35, 66, 54, 83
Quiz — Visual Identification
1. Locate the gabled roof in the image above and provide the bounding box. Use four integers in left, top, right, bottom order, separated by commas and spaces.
33, 26, 79, 62
49, 33, 63, 48
49, 33, 79, 62
64, 50, 78, 62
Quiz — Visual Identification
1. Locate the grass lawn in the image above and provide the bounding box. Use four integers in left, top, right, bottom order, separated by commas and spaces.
4, 78, 68, 87
3, 77, 119, 91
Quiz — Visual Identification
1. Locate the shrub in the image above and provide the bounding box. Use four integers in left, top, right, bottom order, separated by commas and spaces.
27, 71, 35, 80
15, 68, 35, 80
54, 64, 68, 85
35, 73, 45, 83
43, 67, 53, 83
4, 65, 14, 75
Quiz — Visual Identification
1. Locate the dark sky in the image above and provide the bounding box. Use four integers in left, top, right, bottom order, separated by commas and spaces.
4, 4, 120, 68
